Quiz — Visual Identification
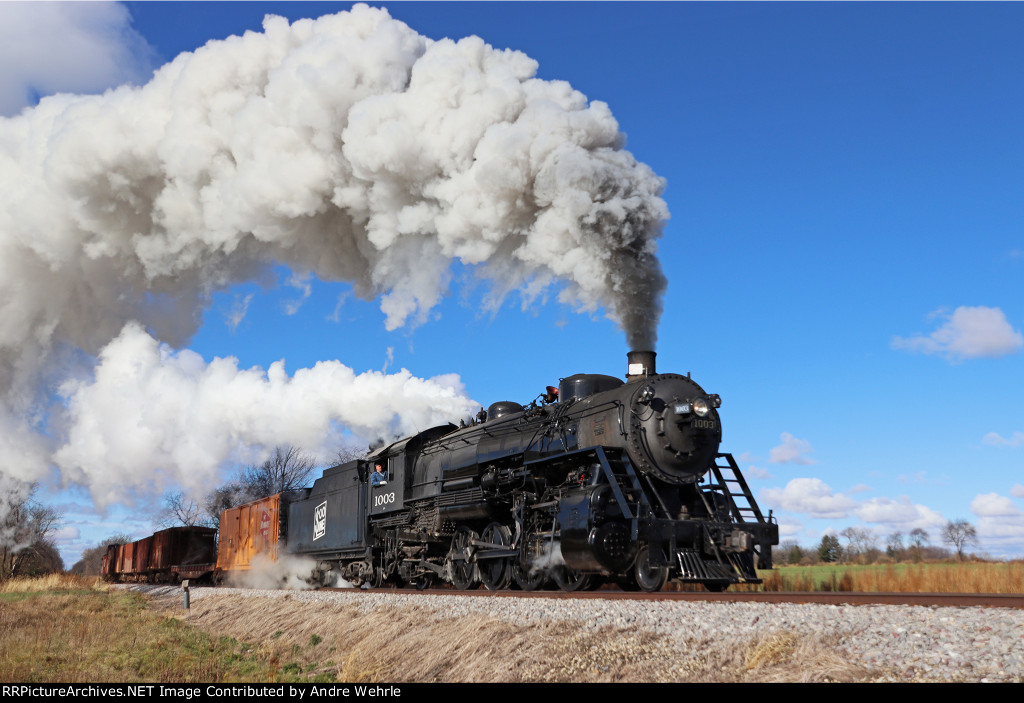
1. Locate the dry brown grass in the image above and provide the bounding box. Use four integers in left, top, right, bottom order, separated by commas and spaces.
744, 631, 875, 683
0, 573, 104, 593
145, 589, 881, 682
761, 561, 1024, 593
853, 562, 1024, 593
0, 580, 271, 682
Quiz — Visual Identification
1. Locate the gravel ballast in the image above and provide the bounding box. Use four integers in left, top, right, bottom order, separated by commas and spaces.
148, 586, 1024, 682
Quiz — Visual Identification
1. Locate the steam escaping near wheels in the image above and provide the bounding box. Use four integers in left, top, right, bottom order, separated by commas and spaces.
224, 553, 320, 591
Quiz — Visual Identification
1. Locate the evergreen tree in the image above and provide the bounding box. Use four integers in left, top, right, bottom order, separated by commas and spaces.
818, 534, 841, 563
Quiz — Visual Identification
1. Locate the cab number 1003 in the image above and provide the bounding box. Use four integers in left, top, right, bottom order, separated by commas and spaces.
374, 492, 396, 507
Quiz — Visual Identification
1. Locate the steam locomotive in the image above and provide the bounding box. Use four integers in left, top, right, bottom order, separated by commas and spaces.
286, 351, 778, 592
103, 352, 778, 592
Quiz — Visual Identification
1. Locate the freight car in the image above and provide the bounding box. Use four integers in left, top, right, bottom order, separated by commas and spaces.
105, 352, 779, 592
100, 497, 296, 584
214, 490, 309, 577
101, 526, 217, 583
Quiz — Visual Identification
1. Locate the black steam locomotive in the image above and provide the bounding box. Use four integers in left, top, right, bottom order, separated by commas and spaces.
282, 351, 778, 592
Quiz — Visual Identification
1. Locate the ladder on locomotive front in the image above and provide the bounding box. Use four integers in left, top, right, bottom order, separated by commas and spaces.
701, 453, 777, 569
702, 453, 767, 523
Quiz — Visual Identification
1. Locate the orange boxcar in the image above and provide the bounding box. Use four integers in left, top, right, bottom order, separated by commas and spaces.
216, 494, 289, 573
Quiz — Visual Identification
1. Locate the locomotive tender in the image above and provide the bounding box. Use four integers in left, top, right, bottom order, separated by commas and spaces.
286, 351, 778, 592
103, 352, 778, 592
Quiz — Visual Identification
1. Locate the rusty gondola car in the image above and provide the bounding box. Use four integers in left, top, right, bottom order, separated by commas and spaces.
101, 526, 217, 583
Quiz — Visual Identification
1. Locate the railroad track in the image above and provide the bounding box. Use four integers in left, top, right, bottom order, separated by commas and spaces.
324, 586, 1024, 608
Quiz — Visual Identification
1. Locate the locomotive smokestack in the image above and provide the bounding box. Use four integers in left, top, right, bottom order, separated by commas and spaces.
626, 350, 656, 380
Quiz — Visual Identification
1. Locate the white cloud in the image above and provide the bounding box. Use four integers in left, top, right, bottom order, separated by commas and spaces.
975, 517, 1024, 538
0, 2, 154, 116
1012, 484, 1024, 499
983, 431, 1024, 447
892, 306, 1023, 361
897, 471, 927, 484
776, 519, 804, 538
745, 465, 774, 480
768, 432, 816, 464
327, 292, 351, 324
761, 478, 856, 518
970, 492, 1022, 518
283, 272, 314, 316
855, 496, 945, 528
974, 514, 1024, 558
225, 293, 254, 332
53, 526, 80, 543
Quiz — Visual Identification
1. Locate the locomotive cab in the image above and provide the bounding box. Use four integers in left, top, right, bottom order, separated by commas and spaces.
366, 444, 406, 516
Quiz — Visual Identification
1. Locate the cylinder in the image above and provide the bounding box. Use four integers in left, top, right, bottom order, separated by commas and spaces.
626, 350, 657, 380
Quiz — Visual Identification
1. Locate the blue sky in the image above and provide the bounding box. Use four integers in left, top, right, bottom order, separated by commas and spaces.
3, 2, 1021, 566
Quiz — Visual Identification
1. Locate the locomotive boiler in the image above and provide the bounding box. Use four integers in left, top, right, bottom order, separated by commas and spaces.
284, 351, 778, 592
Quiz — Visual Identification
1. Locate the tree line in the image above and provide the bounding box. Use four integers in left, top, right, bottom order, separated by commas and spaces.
776, 520, 981, 566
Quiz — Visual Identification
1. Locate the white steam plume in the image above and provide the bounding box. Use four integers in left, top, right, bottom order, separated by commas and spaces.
54, 323, 478, 509
226, 553, 320, 591
0, 5, 667, 517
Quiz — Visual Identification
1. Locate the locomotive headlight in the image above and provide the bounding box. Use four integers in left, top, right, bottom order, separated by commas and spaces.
693, 398, 710, 417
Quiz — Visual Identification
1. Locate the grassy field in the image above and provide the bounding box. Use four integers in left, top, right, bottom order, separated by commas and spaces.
1, 575, 876, 683
757, 561, 1024, 593
0, 574, 333, 683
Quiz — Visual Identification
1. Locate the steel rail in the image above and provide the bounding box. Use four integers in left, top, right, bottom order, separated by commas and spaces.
323, 587, 1024, 609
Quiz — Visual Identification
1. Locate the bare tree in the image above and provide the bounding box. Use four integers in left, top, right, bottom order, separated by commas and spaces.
839, 527, 879, 564
886, 531, 905, 561
203, 481, 252, 526
334, 445, 366, 466
908, 527, 929, 562
154, 491, 211, 529
1, 483, 63, 580
942, 519, 978, 560
16, 541, 64, 577
839, 527, 858, 561
202, 445, 321, 524
860, 531, 881, 563
240, 445, 319, 498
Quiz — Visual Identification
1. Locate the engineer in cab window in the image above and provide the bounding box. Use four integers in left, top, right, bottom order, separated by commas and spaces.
370, 463, 388, 487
